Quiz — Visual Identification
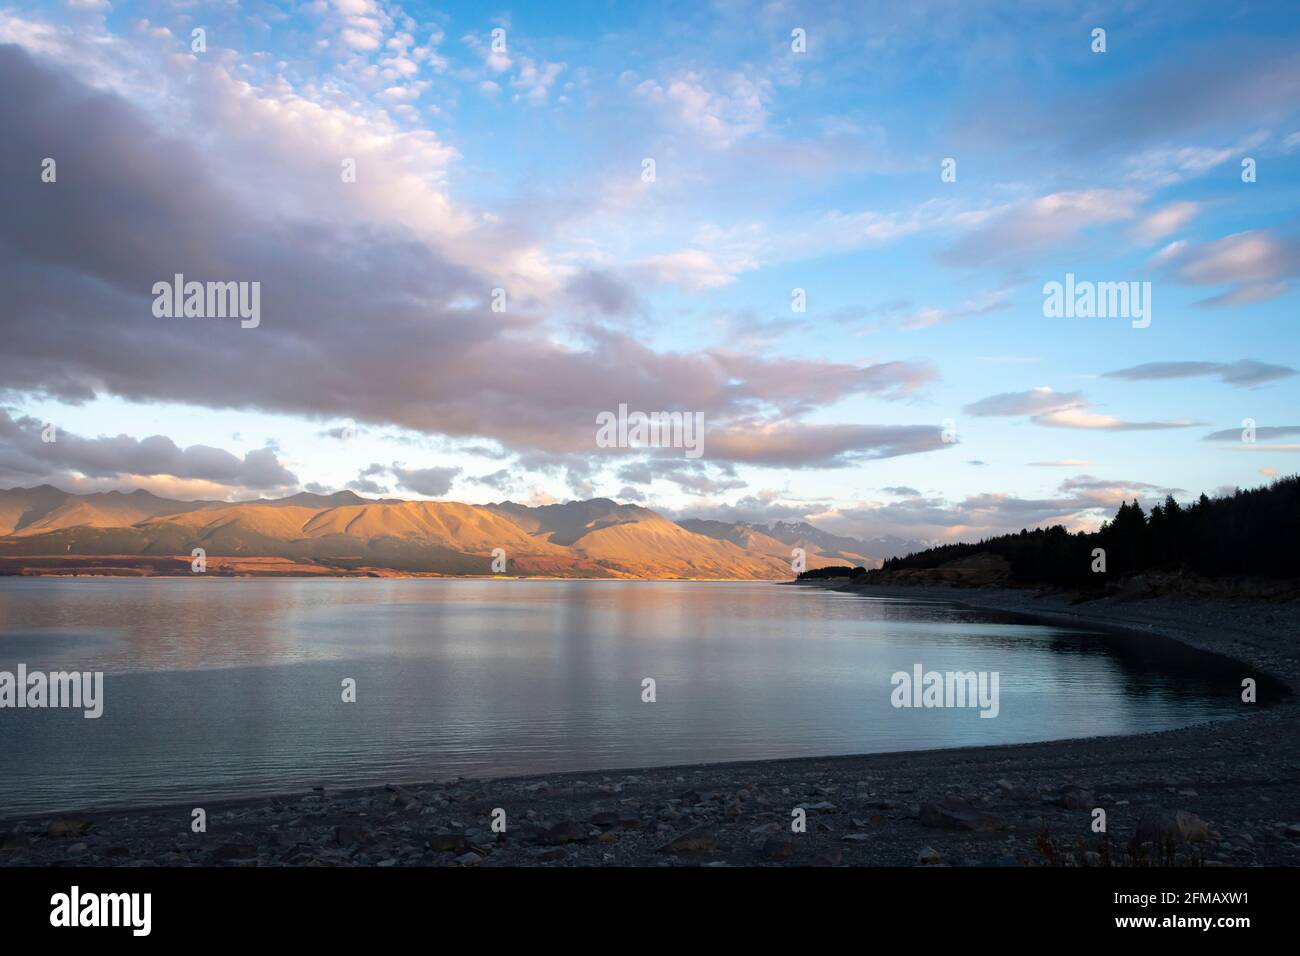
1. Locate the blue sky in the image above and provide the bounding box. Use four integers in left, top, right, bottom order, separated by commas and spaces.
1, 0, 1298, 543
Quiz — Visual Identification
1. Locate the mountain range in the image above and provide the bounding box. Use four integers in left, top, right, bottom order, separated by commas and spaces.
0, 486, 923, 580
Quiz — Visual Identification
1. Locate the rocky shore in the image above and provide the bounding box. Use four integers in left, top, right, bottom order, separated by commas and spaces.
3, 586, 1298, 868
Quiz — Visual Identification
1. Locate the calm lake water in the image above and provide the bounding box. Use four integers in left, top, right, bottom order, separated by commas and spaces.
0, 578, 1251, 818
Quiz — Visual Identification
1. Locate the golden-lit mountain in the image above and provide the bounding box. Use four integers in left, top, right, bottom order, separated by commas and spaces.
0, 488, 798, 580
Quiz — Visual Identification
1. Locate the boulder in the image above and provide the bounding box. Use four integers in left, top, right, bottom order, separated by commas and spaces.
919, 797, 1006, 832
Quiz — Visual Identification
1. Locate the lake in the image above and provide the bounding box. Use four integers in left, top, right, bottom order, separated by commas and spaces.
0, 577, 1249, 818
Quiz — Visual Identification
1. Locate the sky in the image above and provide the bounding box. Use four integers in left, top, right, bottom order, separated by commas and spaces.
0, 0, 1298, 545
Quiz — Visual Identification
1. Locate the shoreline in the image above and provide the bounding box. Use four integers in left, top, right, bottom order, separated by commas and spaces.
3, 586, 1298, 866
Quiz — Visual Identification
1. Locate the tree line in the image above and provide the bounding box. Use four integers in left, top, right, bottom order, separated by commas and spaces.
872, 475, 1300, 586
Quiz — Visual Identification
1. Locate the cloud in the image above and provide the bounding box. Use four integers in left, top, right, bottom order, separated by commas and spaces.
1203, 424, 1300, 441
823, 474, 1183, 542
704, 421, 950, 468
882, 486, 921, 497
511, 56, 565, 104
390, 464, 461, 497
943, 190, 1142, 267
963, 387, 1084, 417
0, 43, 941, 474
616, 458, 747, 496
0, 410, 296, 492
900, 288, 1012, 330
964, 387, 1199, 430
471, 469, 516, 492
1155, 229, 1300, 306
633, 248, 757, 290
563, 269, 641, 318
1032, 408, 1199, 431
633, 69, 769, 149
1130, 201, 1200, 244
1124, 138, 1264, 188
1103, 360, 1296, 388
664, 491, 833, 528
964, 42, 1300, 158
616, 485, 646, 503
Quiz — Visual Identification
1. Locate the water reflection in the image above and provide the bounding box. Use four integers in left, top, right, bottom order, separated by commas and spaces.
0, 578, 1267, 818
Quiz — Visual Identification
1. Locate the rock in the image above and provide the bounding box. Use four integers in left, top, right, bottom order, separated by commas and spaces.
800, 801, 836, 813
539, 821, 588, 845
919, 797, 1006, 832
656, 828, 719, 854
428, 832, 470, 853
1, 830, 35, 850
210, 843, 258, 864
811, 849, 843, 867
535, 847, 567, 862
588, 811, 621, 829
1135, 810, 1209, 846
333, 825, 369, 846
452, 851, 483, 866
47, 816, 92, 838
760, 836, 798, 861
386, 784, 419, 807
841, 832, 869, 842
1044, 787, 1095, 810
917, 846, 941, 865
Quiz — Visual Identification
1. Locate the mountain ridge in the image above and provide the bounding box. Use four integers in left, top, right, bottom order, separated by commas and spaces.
0, 485, 897, 580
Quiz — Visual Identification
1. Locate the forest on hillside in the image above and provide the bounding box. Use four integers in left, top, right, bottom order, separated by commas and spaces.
870, 475, 1300, 587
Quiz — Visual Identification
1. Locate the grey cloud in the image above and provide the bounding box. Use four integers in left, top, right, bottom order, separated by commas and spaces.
472, 469, 516, 492
1155, 230, 1300, 307
1104, 360, 1296, 388
963, 388, 1197, 431
346, 476, 390, 495
942, 190, 1140, 268
0, 45, 941, 473
564, 269, 641, 318
962, 42, 1300, 157
345, 464, 391, 495
964, 388, 1083, 417
0, 410, 297, 490
319, 425, 367, 439
663, 494, 831, 527
390, 465, 461, 497
828, 477, 1183, 543
1203, 424, 1300, 441
705, 421, 950, 468
616, 485, 647, 503
616, 458, 747, 496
